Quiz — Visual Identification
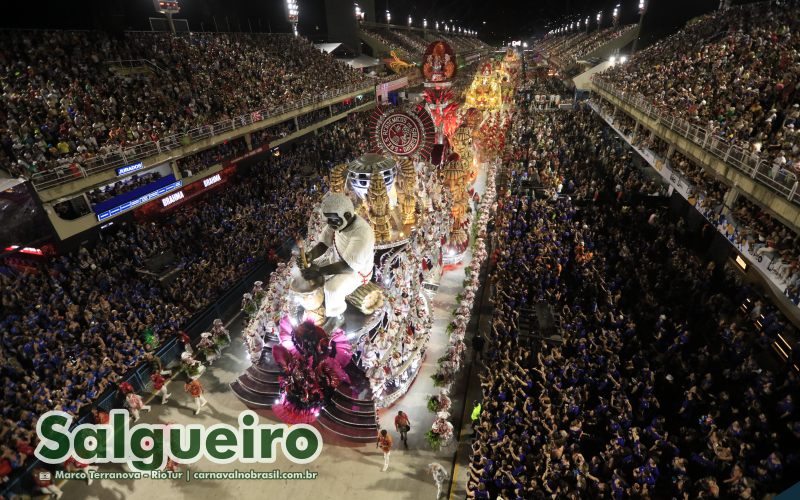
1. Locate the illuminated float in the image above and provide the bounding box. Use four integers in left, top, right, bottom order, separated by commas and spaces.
230, 43, 514, 441
232, 144, 450, 438
465, 62, 503, 111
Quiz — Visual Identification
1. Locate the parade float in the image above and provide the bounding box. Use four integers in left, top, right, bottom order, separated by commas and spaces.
464, 62, 503, 111
424, 50, 518, 451
231, 87, 454, 439
230, 43, 516, 443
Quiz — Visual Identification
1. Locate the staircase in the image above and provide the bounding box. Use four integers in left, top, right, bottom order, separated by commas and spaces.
317, 363, 378, 442
231, 331, 379, 442
229, 334, 281, 408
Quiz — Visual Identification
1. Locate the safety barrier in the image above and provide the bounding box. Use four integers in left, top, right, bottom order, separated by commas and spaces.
592, 78, 800, 206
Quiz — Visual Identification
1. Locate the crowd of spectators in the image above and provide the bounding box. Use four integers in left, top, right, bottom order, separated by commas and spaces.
519, 72, 573, 100
536, 25, 635, 67
360, 27, 489, 65
381, 29, 428, 55
597, 98, 800, 307
361, 28, 415, 62
0, 111, 371, 483
438, 34, 490, 53
599, 1, 800, 176
86, 170, 164, 206
330, 96, 366, 116
176, 137, 249, 175
732, 197, 800, 305
0, 31, 369, 179
467, 102, 799, 499
250, 120, 296, 150
551, 26, 636, 69
297, 108, 331, 129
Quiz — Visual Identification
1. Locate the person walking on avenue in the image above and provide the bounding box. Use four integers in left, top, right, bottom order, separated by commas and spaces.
151, 371, 171, 404
471, 333, 485, 363
184, 379, 208, 415
470, 400, 482, 438
377, 429, 393, 471
428, 462, 449, 498
395, 410, 411, 448
120, 382, 150, 422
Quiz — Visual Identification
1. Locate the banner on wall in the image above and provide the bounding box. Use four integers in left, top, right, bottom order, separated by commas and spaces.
96, 180, 182, 221
135, 168, 233, 219
376, 77, 408, 102
229, 145, 270, 164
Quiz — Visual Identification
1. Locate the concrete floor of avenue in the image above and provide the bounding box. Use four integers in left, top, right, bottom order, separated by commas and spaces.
59, 168, 491, 500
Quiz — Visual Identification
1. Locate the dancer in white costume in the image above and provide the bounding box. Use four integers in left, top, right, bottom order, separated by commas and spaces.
303, 193, 375, 332
428, 463, 449, 498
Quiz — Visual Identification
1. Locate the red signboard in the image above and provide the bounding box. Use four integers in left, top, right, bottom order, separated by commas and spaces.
370, 108, 435, 159
377, 111, 423, 155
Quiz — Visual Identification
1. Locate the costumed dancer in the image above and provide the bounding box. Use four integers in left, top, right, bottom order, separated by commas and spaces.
376, 429, 394, 472
32, 467, 63, 499
302, 193, 376, 332
428, 463, 450, 499
197, 332, 220, 365
179, 331, 193, 354
184, 379, 208, 415
211, 318, 231, 349
180, 351, 205, 379
150, 371, 171, 404
64, 456, 99, 485
244, 331, 265, 364
120, 382, 150, 422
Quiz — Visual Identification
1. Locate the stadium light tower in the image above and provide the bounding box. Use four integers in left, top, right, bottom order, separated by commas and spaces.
632, 0, 647, 52
408, 15, 412, 26
153, 0, 180, 33
423, 18, 427, 31
285, 0, 299, 36
354, 3, 364, 23
386, 9, 391, 25
596, 11, 602, 32
612, 4, 620, 27
585, 15, 590, 33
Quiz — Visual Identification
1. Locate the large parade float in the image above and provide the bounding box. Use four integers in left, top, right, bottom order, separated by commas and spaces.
231, 43, 519, 442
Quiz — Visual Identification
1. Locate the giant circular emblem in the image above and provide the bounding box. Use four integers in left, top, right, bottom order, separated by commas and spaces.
378, 111, 423, 156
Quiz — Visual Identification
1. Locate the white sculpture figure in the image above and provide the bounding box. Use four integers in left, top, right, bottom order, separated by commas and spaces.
302, 193, 376, 332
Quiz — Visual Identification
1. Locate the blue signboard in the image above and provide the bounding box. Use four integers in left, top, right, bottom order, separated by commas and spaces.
96, 181, 182, 221
115, 162, 145, 176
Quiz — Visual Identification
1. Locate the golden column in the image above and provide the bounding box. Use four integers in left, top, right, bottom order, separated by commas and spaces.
367, 170, 392, 244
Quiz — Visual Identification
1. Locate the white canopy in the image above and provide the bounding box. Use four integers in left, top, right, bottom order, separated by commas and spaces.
573, 61, 613, 91
344, 55, 382, 69
315, 43, 342, 54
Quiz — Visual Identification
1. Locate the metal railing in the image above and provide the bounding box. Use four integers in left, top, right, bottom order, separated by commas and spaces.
30, 82, 374, 191
593, 77, 800, 206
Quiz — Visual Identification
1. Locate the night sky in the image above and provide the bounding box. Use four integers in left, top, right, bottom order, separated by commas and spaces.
2, 0, 738, 47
